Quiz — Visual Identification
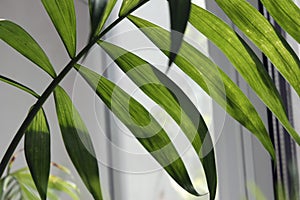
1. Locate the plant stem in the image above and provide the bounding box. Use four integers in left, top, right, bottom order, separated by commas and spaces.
0, 1, 148, 177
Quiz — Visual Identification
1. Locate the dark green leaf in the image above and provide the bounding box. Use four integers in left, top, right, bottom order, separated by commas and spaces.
25, 108, 50, 200
260, 0, 300, 43
215, 0, 300, 98
167, 0, 191, 67
119, 0, 149, 17
75, 64, 201, 196
96, 0, 117, 34
0, 75, 40, 98
89, 0, 107, 39
53, 86, 102, 200
128, 15, 275, 159
0, 20, 56, 78
98, 41, 216, 199
41, 0, 77, 58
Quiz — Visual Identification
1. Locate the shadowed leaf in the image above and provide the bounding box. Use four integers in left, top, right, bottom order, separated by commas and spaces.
25, 108, 50, 200
54, 86, 102, 200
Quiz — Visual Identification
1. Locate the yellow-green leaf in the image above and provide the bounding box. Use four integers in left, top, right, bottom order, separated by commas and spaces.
41, 0, 77, 58
0, 20, 56, 78
215, 0, 300, 98
54, 86, 102, 200
260, 0, 300, 43
25, 108, 50, 200
119, 0, 149, 17
96, 0, 117, 34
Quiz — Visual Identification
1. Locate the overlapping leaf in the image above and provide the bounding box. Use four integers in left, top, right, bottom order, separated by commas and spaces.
75, 64, 200, 196
41, 0, 77, 58
215, 0, 300, 98
0, 20, 56, 78
54, 86, 102, 200
25, 108, 50, 200
96, 0, 117, 34
99, 41, 216, 199
188, 4, 298, 149
167, 0, 191, 67
88, 0, 107, 39
11, 167, 79, 200
0, 176, 21, 200
128, 15, 275, 159
119, 0, 149, 17
260, 0, 300, 43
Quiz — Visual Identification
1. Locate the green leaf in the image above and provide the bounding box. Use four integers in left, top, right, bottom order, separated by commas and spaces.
25, 108, 50, 200
53, 86, 102, 200
48, 175, 79, 200
215, 0, 300, 98
167, 0, 191, 67
260, 0, 300, 43
128, 15, 276, 159
95, 0, 117, 35
89, 0, 107, 39
119, 0, 149, 17
0, 176, 22, 200
41, 0, 77, 58
0, 75, 40, 98
75, 64, 201, 196
98, 41, 216, 199
0, 20, 56, 78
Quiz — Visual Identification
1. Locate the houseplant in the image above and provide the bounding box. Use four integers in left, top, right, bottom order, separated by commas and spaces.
0, 0, 299, 199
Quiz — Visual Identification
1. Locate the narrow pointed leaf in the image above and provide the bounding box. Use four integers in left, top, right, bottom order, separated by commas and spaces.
0, 176, 22, 200
119, 0, 149, 17
53, 86, 102, 200
96, 0, 117, 34
41, 0, 77, 58
48, 176, 79, 200
89, 0, 107, 39
0, 20, 56, 78
128, 15, 276, 159
25, 108, 50, 200
0, 75, 40, 98
215, 0, 300, 98
260, 0, 300, 43
167, 0, 191, 67
188, 5, 298, 150
75, 64, 201, 196
99, 41, 216, 199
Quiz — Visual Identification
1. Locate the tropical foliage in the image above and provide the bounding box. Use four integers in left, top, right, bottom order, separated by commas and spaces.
0, 0, 299, 199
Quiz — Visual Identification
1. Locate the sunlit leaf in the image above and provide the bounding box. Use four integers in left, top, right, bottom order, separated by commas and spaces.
128, 15, 275, 160
25, 108, 50, 200
54, 86, 102, 200
167, 0, 191, 67
119, 0, 149, 17
215, 0, 300, 99
89, 0, 107, 39
0, 75, 40, 98
99, 41, 216, 199
75, 64, 201, 196
41, 0, 77, 58
0, 20, 56, 78
12, 168, 79, 200
260, 0, 300, 43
